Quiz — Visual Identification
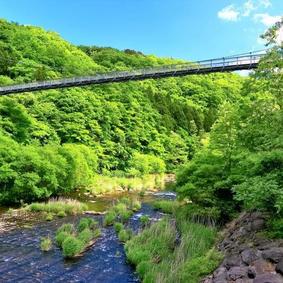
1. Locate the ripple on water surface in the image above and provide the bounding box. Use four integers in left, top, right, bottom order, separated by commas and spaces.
0, 194, 172, 282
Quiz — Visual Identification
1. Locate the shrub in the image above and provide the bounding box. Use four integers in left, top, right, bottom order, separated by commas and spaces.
93, 228, 101, 238
114, 203, 128, 215
78, 228, 93, 245
128, 152, 166, 175
120, 197, 131, 206
114, 222, 124, 233
233, 174, 282, 214
153, 200, 179, 214
57, 210, 67, 218
118, 228, 132, 242
78, 217, 98, 232
62, 236, 84, 258
56, 223, 74, 235
45, 213, 54, 221
176, 249, 223, 283
103, 210, 117, 226
40, 236, 52, 252
267, 218, 283, 239
120, 210, 133, 223
56, 231, 70, 248
131, 199, 141, 211
140, 215, 150, 227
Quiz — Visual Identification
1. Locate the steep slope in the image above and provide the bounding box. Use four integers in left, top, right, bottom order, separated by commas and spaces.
0, 19, 243, 203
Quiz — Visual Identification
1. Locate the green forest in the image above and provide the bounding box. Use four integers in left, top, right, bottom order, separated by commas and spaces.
0, 17, 282, 283
0, 19, 244, 204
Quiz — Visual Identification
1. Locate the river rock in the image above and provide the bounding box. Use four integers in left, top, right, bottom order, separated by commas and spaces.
252, 259, 275, 275
253, 273, 283, 283
241, 248, 259, 265
262, 248, 283, 263
224, 254, 242, 269
227, 266, 248, 280
276, 259, 283, 275
213, 267, 227, 282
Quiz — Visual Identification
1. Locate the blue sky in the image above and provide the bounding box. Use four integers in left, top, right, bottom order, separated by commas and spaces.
0, 0, 282, 61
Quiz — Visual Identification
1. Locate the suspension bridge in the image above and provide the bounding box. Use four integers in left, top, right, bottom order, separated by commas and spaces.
0, 50, 267, 95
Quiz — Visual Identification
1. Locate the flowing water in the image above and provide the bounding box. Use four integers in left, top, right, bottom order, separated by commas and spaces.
0, 191, 176, 283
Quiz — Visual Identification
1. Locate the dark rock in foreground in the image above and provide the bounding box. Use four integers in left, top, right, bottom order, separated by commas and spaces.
202, 212, 283, 283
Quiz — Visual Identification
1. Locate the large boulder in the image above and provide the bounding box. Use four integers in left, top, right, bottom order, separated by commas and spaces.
262, 248, 283, 263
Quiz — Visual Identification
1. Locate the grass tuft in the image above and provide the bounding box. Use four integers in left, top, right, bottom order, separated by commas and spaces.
40, 236, 52, 252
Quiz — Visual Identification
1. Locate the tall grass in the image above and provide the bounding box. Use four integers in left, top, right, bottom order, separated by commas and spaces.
125, 213, 222, 283
87, 174, 166, 195
27, 198, 87, 215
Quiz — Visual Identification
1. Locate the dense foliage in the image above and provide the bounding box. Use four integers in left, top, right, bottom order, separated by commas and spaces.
176, 20, 283, 222
0, 19, 242, 204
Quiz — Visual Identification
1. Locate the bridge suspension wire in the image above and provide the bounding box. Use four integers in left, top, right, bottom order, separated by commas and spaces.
0, 50, 268, 95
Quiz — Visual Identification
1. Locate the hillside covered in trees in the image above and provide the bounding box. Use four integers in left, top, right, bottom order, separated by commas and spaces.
0, 19, 243, 204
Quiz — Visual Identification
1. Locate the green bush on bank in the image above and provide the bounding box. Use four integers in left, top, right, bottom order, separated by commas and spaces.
125, 208, 220, 283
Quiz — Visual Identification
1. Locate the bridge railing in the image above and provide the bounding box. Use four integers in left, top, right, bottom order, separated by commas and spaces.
0, 51, 267, 94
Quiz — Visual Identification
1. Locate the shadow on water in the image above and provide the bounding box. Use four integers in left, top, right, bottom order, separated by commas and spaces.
0, 191, 176, 283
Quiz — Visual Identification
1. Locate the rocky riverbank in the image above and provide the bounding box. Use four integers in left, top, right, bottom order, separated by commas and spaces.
203, 212, 283, 283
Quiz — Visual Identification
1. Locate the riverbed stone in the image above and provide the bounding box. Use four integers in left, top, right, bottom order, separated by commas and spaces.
252, 259, 275, 275
262, 248, 283, 263
241, 248, 259, 265
276, 259, 283, 275
253, 273, 283, 283
213, 267, 227, 282
227, 266, 249, 280
224, 254, 242, 269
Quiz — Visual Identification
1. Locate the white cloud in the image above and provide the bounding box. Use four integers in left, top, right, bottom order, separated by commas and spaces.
254, 13, 281, 26
218, 5, 240, 21
217, 0, 273, 22
243, 0, 256, 17
259, 0, 272, 8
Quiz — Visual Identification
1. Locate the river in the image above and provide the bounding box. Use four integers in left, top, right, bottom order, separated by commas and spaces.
0, 191, 176, 282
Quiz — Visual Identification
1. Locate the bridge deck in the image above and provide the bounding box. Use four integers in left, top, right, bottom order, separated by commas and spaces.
0, 53, 264, 95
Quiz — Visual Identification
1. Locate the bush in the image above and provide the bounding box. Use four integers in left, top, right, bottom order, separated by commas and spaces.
78, 217, 98, 232
176, 248, 223, 283
56, 223, 74, 235
57, 210, 67, 217
118, 228, 132, 242
120, 210, 133, 223
56, 231, 70, 248
103, 210, 117, 226
78, 228, 93, 245
267, 218, 283, 239
140, 215, 150, 227
131, 199, 141, 211
114, 222, 124, 233
93, 228, 101, 238
153, 200, 179, 214
62, 236, 84, 258
128, 152, 166, 175
45, 213, 54, 221
40, 236, 52, 252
